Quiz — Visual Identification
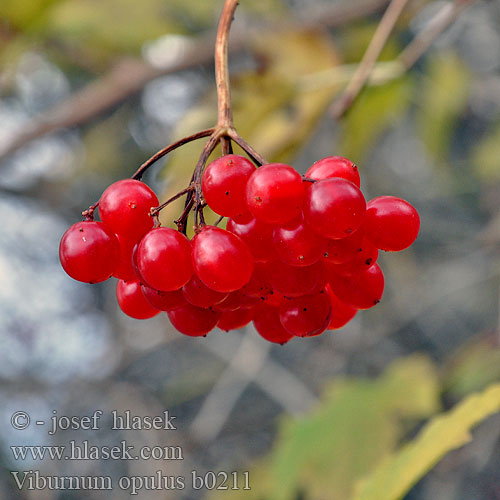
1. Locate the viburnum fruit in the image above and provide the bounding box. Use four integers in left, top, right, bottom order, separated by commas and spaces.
116, 279, 160, 320
328, 263, 385, 309
273, 215, 327, 267
245, 163, 304, 224
59, 149, 418, 342
167, 303, 221, 337
279, 289, 332, 337
136, 227, 193, 291
142, 285, 186, 311
226, 214, 277, 263
99, 179, 159, 240
253, 304, 294, 344
305, 156, 360, 188
326, 285, 358, 329
364, 196, 420, 251
202, 154, 255, 217
304, 178, 366, 239
191, 226, 253, 292
59, 221, 120, 283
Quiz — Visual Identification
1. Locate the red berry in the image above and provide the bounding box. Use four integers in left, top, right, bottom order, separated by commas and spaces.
261, 290, 288, 307
167, 303, 220, 337
202, 154, 256, 217
279, 289, 331, 337
217, 307, 255, 331
253, 304, 294, 344
323, 230, 364, 264
305, 156, 360, 187
59, 220, 120, 283
116, 280, 160, 319
182, 275, 228, 308
136, 227, 193, 291
142, 285, 186, 311
273, 215, 327, 267
304, 178, 366, 239
325, 237, 378, 276
241, 263, 273, 298
245, 163, 304, 224
226, 214, 277, 263
269, 260, 325, 297
328, 263, 384, 309
99, 179, 159, 240
191, 226, 254, 293
364, 196, 420, 251
112, 234, 138, 281
325, 285, 357, 329
213, 291, 260, 312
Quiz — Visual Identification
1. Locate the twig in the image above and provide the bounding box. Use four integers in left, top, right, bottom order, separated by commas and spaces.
330, 0, 478, 118
131, 128, 214, 180
398, 0, 479, 70
228, 129, 267, 165
330, 0, 411, 119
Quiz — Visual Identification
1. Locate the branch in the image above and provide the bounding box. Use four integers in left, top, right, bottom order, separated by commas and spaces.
330, 0, 411, 119
398, 0, 478, 71
0, 0, 392, 163
330, 0, 478, 118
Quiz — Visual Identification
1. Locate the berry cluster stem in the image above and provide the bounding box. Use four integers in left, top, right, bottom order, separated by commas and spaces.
120, 0, 267, 232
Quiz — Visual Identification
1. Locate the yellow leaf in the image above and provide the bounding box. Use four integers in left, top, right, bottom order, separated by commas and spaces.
353, 383, 500, 500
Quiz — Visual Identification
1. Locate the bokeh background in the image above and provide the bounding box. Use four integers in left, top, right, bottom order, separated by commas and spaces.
0, 0, 499, 498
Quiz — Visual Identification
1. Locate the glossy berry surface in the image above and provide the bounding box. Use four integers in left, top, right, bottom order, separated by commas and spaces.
305, 156, 360, 188
136, 227, 193, 291
279, 289, 332, 337
253, 304, 294, 344
328, 263, 384, 309
325, 238, 378, 276
226, 214, 277, 263
182, 275, 228, 308
167, 303, 220, 337
269, 260, 325, 297
59, 220, 120, 283
304, 178, 366, 239
217, 308, 255, 331
142, 285, 186, 311
191, 226, 254, 292
323, 230, 364, 264
202, 154, 256, 216
112, 234, 138, 281
245, 163, 304, 224
326, 284, 358, 329
273, 215, 327, 267
116, 280, 160, 319
364, 196, 420, 251
99, 179, 159, 240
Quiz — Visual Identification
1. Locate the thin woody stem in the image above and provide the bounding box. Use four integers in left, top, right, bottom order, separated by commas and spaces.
228, 129, 267, 165
215, 0, 238, 129
131, 128, 215, 180
330, 0, 410, 118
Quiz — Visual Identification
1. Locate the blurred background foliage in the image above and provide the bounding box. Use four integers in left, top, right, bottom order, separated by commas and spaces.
0, 0, 499, 499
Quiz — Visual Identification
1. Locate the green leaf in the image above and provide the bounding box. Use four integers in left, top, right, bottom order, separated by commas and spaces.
443, 335, 500, 398
268, 355, 440, 500
353, 382, 500, 500
417, 52, 470, 163
338, 75, 413, 162
472, 119, 500, 181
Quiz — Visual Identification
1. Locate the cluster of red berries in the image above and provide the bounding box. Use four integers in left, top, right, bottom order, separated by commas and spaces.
59, 155, 419, 344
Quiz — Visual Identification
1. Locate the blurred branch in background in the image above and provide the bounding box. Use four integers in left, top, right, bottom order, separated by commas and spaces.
330, 0, 479, 118
0, 0, 391, 163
